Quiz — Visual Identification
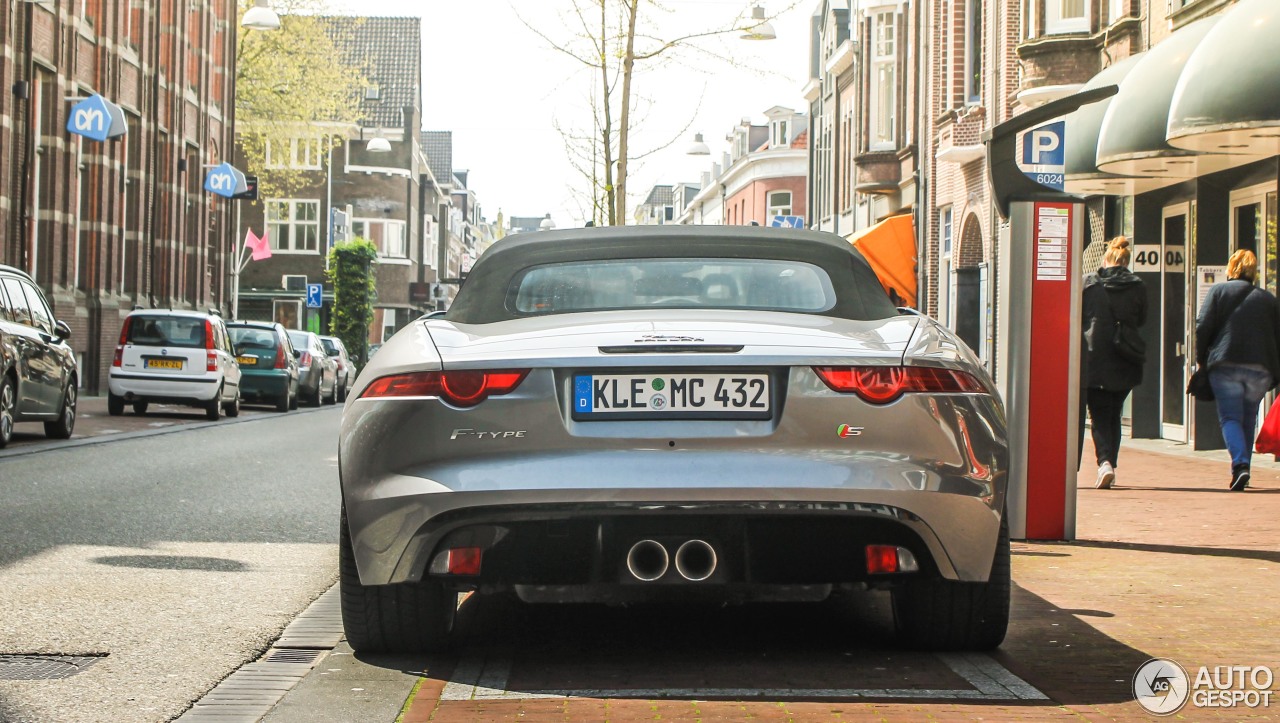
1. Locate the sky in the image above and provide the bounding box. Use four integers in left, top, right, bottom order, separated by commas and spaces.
324, 0, 815, 228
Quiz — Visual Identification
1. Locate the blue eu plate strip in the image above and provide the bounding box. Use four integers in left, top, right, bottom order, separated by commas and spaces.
574, 375, 593, 413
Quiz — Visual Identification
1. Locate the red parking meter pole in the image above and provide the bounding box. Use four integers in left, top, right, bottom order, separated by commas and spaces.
984, 87, 1116, 541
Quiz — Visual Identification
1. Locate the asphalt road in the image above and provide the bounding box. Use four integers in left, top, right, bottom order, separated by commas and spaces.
0, 407, 344, 723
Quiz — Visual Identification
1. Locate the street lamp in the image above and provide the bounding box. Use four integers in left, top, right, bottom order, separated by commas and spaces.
740, 6, 777, 41
686, 133, 711, 156
365, 135, 392, 153
539, 214, 556, 231
241, 0, 281, 31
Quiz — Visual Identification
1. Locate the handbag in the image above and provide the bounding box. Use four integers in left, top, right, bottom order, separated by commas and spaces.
1187, 285, 1254, 402
1112, 319, 1146, 365
1257, 400, 1280, 455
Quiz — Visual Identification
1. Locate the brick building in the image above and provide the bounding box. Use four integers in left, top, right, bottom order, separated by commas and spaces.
0, 0, 238, 394
235, 16, 438, 348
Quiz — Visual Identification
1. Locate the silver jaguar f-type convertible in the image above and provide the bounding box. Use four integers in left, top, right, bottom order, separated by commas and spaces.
338, 225, 1009, 653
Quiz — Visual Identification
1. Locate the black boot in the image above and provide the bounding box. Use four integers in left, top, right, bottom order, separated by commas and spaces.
1231, 464, 1250, 492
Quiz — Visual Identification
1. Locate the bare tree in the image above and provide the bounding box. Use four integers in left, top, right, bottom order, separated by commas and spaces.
521, 1, 785, 225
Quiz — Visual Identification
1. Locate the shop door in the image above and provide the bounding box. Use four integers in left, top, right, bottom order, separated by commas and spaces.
1161, 204, 1190, 441
1230, 185, 1278, 415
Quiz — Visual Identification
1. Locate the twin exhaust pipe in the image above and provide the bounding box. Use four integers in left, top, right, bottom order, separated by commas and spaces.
625, 539, 718, 582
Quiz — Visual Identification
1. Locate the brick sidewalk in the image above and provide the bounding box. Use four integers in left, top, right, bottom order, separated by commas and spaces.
396, 440, 1280, 722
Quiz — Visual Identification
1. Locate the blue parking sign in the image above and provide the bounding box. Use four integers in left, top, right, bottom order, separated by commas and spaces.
1019, 120, 1066, 191
306, 283, 323, 309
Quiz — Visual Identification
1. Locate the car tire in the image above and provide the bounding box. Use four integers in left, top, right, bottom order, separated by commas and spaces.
289, 385, 299, 410
133, 401, 149, 415
108, 392, 125, 417
324, 379, 337, 405
205, 388, 223, 422
308, 383, 322, 407
891, 515, 1010, 651
0, 375, 16, 448
339, 509, 454, 654
44, 381, 77, 439
337, 382, 348, 403
224, 391, 241, 418
275, 391, 290, 413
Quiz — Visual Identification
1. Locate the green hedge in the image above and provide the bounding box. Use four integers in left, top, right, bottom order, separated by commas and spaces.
327, 239, 378, 368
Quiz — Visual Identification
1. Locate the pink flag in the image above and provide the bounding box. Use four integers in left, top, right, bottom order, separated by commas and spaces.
244, 228, 273, 261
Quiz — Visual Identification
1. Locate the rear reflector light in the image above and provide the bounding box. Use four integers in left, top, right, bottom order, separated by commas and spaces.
299, 351, 312, 368
206, 351, 218, 372
113, 318, 132, 368
360, 370, 529, 407
428, 547, 483, 576
205, 320, 217, 371
813, 366, 984, 404
273, 344, 287, 369
865, 545, 920, 574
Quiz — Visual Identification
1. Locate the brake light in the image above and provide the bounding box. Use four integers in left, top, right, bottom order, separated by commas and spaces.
299, 351, 312, 368
813, 366, 984, 404
273, 344, 287, 369
865, 545, 920, 574
113, 318, 132, 367
205, 320, 217, 372
360, 370, 529, 407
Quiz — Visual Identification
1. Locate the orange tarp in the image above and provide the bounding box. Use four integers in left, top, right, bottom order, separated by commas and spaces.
849, 214, 917, 308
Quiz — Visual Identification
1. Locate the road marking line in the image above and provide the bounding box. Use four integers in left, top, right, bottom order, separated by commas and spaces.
436, 651, 1049, 702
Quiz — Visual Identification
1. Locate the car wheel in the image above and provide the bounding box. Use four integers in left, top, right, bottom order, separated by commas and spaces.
339, 509, 454, 654
308, 382, 322, 407
224, 391, 241, 418
44, 381, 77, 439
108, 392, 125, 417
337, 382, 348, 403
324, 379, 337, 405
205, 387, 223, 422
133, 401, 149, 415
275, 391, 290, 413
0, 375, 16, 448
289, 385, 299, 410
891, 515, 1010, 651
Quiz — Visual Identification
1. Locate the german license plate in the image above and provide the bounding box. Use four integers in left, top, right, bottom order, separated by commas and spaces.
237, 356, 256, 366
573, 372, 770, 419
145, 358, 183, 370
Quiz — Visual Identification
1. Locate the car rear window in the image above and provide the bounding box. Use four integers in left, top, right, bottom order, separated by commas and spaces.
320, 338, 339, 355
127, 315, 207, 348
229, 326, 278, 350
287, 331, 312, 350
511, 258, 836, 316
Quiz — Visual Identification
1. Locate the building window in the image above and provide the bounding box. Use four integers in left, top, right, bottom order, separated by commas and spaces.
768, 191, 793, 218
772, 120, 789, 147
265, 138, 324, 169
1023, 0, 1038, 39
1109, 0, 1128, 23
266, 200, 320, 253
965, 0, 982, 105
941, 0, 952, 109
354, 219, 407, 258
940, 206, 954, 327
1047, 0, 1089, 34
870, 9, 896, 150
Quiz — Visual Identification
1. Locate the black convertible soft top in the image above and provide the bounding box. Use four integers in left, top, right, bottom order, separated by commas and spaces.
445, 225, 899, 324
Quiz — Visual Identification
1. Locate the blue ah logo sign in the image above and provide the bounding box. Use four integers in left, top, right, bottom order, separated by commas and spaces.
204, 162, 248, 198
67, 94, 128, 142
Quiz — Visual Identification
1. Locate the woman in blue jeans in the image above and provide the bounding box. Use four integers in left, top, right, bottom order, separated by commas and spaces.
1195, 249, 1280, 491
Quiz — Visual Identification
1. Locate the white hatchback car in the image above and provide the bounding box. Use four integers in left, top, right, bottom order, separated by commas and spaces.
107, 309, 242, 420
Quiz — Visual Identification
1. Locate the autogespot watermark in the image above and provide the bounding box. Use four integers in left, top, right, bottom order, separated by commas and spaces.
1133, 658, 1275, 715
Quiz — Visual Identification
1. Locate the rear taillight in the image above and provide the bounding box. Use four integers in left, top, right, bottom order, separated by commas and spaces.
273, 344, 287, 369
205, 320, 217, 372
359, 370, 529, 407
113, 318, 132, 368
813, 366, 985, 404
299, 351, 312, 368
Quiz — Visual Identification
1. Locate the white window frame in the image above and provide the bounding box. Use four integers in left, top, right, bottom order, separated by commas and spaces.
265, 137, 324, 170
767, 191, 793, 218
265, 199, 320, 254
353, 218, 408, 259
939, 206, 954, 328
1108, 0, 1127, 24
772, 120, 789, 147
869, 9, 897, 151
964, 0, 982, 105
1046, 0, 1089, 34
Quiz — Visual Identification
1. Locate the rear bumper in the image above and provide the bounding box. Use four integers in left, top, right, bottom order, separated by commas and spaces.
108, 372, 221, 402
238, 371, 290, 399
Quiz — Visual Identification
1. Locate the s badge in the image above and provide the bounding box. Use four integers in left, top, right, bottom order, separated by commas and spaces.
837, 424, 864, 438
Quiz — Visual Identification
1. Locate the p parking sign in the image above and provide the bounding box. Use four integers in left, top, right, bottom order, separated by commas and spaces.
1019, 121, 1066, 192
306, 283, 323, 309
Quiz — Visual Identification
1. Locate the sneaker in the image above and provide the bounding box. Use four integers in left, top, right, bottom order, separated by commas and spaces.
1095, 462, 1115, 489
1230, 467, 1250, 492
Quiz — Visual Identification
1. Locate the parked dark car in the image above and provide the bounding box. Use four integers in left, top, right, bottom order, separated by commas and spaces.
319, 335, 354, 402
227, 321, 300, 412
286, 330, 338, 406
0, 265, 78, 447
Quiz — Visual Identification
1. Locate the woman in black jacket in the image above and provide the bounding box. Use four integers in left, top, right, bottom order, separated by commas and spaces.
1081, 237, 1147, 489
1195, 249, 1280, 491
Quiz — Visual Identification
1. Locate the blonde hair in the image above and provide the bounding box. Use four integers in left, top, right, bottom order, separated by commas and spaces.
1103, 236, 1131, 267
1228, 249, 1258, 282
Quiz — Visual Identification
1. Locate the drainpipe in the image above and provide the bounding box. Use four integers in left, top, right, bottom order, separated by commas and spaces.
16, 1, 36, 273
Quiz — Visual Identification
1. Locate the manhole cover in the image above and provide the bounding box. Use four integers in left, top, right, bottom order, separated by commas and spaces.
264, 648, 322, 665
0, 655, 104, 680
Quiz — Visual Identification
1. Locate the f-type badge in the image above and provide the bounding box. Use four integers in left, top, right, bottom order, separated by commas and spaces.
450, 428, 528, 440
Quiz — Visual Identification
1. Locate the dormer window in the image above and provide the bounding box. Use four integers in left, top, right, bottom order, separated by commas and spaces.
773, 120, 789, 147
